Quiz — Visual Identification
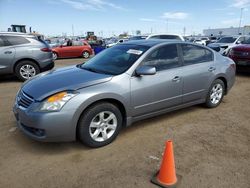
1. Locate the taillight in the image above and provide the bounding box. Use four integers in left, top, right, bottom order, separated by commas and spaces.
41, 48, 52, 52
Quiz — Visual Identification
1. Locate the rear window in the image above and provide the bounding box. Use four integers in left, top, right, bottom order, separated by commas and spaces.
160, 35, 181, 40
217, 37, 237, 43
4, 36, 30, 46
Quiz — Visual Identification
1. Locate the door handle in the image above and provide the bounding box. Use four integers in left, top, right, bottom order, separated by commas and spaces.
4, 51, 12, 54
172, 76, 181, 82
208, 67, 216, 72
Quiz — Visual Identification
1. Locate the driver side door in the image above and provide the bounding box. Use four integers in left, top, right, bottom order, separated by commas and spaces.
130, 44, 183, 117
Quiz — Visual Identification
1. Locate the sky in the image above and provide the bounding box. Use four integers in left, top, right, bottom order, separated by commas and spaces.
0, 0, 250, 37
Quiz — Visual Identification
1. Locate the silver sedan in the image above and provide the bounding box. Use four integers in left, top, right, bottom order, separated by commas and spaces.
13, 40, 236, 147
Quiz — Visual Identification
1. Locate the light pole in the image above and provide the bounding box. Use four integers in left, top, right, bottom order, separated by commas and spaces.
238, 8, 244, 35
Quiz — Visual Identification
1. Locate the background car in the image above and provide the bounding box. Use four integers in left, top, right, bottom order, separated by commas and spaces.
228, 37, 250, 66
0, 32, 54, 81
13, 40, 235, 147
128, 35, 148, 41
194, 39, 205, 45
211, 35, 250, 55
106, 38, 128, 48
52, 40, 93, 59
146, 34, 185, 41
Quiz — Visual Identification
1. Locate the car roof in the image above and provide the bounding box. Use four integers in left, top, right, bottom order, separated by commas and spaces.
0, 32, 36, 38
121, 39, 184, 47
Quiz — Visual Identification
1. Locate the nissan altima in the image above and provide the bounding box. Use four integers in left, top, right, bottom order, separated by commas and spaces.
13, 40, 236, 147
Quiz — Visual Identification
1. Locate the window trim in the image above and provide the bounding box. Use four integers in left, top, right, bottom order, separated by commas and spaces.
178, 43, 214, 66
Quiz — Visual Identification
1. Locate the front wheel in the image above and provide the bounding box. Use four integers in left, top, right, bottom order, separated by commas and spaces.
77, 102, 123, 148
205, 79, 225, 108
82, 51, 90, 59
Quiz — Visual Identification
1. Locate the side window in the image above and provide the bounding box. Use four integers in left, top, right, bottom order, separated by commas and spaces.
4, 36, 30, 46
0, 37, 5, 47
181, 44, 213, 65
160, 35, 180, 40
141, 44, 180, 71
73, 41, 83, 46
150, 35, 160, 39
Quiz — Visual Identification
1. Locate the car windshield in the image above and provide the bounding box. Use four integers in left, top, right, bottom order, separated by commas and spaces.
242, 37, 250, 44
80, 44, 149, 75
217, 37, 237, 43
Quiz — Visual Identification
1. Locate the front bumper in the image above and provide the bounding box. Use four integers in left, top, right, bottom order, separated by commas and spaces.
13, 103, 77, 142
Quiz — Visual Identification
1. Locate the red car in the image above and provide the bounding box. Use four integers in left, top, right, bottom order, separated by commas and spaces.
52, 41, 93, 60
228, 38, 250, 66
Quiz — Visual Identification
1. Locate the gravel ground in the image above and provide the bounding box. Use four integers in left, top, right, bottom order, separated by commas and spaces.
0, 58, 249, 188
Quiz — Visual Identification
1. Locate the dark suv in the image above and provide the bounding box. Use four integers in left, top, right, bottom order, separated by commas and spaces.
0, 32, 54, 81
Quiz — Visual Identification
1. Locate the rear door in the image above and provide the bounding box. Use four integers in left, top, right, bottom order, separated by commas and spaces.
180, 44, 215, 103
130, 44, 183, 116
0, 36, 16, 74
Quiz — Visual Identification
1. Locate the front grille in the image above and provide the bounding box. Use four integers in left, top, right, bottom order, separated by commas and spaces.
17, 90, 34, 108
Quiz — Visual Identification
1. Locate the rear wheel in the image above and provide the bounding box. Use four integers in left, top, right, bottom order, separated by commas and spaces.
15, 60, 40, 81
52, 52, 58, 60
82, 51, 90, 59
205, 79, 225, 108
78, 102, 122, 148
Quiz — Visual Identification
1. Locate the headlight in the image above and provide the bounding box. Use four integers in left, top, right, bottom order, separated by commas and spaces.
39, 91, 77, 112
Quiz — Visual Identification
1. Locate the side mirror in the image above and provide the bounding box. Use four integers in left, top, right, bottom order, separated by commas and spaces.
60, 45, 63, 48
135, 66, 156, 76
236, 41, 241, 44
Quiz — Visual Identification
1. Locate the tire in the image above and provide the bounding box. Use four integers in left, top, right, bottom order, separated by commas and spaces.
82, 51, 90, 59
205, 79, 225, 108
52, 52, 58, 60
15, 60, 40, 81
78, 102, 123, 148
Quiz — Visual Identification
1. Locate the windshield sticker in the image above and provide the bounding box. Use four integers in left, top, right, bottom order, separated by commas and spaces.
127, 49, 143, 55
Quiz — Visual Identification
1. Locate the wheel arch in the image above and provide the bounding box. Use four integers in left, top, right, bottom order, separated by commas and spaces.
75, 98, 127, 139
215, 76, 228, 95
13, 58, 40, 72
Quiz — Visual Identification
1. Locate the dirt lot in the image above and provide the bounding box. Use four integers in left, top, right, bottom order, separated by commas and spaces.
0, 58, 249, 188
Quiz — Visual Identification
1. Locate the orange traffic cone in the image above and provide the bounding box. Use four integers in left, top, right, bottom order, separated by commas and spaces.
151, 140, 181, 188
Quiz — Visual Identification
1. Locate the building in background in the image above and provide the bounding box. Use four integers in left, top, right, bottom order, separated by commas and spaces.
203, 25, 250, 36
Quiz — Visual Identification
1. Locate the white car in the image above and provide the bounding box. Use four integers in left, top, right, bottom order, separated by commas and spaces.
146, 34, 185, 41
213, 36, 250, 55
106, 39, 128, 48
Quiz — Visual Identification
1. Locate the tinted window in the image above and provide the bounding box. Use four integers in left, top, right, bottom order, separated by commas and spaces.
142, 44, 180, 71
160, 35, 181, 40
217, 37, 237, 43
0, 37, 5, 47
81, 44, 149, 75
181, 44, 213, 65
149, 35, 161, 39
4, 36, 30, 46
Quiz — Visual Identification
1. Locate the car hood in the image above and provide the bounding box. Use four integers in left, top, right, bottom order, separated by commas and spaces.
22, 66, 113, 101
232, 44, 250, 51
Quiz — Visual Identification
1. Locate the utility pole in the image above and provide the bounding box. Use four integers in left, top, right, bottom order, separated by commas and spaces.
72, 24, 75, 37
238, 8, 243, 35
166, 19, 169, 33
